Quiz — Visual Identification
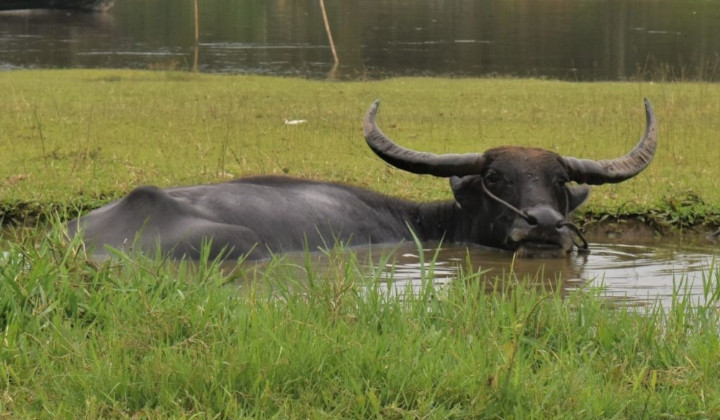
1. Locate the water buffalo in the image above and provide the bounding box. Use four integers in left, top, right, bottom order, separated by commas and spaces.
68, 99, 657, 260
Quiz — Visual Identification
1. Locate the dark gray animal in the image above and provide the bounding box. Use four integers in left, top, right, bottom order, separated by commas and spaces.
68, 99, 657, 260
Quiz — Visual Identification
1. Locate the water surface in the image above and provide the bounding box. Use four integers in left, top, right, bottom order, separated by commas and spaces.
1, 225, 717, 308
1, 0, 719, 80
239, 236, 719, 309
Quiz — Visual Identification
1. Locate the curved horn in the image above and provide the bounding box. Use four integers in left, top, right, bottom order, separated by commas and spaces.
363, 100, 485, 177
564, 98, 657, 185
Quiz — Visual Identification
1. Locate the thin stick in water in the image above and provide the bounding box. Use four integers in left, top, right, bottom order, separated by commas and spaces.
318, 0, 339, 64
193, 0, 199, 71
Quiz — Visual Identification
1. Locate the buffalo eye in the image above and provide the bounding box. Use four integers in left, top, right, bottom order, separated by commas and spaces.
484, 170, 502, 186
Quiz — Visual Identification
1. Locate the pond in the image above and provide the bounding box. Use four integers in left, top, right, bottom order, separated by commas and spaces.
235, 234, 719, 309
1, 0, 720, 80
1, 224, 718, 309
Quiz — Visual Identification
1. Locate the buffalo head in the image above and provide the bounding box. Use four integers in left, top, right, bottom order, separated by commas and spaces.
363, 99, 657, 257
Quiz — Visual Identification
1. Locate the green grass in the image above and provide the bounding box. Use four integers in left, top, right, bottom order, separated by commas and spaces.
1, 226, 719, 417
1, 69, 720, 416
1, 70, 719, 231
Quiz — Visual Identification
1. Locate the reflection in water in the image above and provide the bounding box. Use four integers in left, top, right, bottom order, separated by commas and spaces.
0, 226, 717, 308
0, 10, 118, 71
1, 0, 720, 80
238, 238, 719, 309
583, 242, 718, 308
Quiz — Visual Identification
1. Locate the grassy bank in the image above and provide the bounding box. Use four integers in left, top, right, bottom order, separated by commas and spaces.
1, 229, 719, 417
1, 70, 719, 232
2, 70, 720, 417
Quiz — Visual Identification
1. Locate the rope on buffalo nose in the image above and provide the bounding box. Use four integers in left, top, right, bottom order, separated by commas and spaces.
558, 222, 590, 254
560, 188, 590, 254
479, 178, 590, 254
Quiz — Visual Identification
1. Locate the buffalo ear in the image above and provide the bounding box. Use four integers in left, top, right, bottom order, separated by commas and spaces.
450, 175, 482, 210
567, 185, 591, 212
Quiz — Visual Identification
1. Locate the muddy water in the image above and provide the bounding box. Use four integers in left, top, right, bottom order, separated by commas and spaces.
2, 227, 717, 308
241, 236, 719, 309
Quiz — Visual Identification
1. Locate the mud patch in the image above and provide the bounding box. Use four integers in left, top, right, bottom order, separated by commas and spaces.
580, 217, 719, 245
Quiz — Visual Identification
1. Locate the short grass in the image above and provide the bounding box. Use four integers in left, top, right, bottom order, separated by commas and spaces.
1, 70, 719, 230
1, 227, 719, 417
